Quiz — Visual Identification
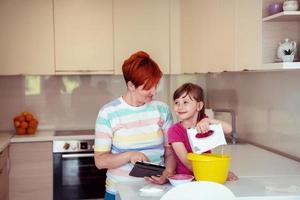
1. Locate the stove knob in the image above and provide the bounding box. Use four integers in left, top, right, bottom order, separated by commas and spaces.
63, 143, 70, 150
71, 145, 77, 150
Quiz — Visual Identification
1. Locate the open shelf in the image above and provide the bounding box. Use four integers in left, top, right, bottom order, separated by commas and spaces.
263, 11, 300, 22
262, 62, 300, 69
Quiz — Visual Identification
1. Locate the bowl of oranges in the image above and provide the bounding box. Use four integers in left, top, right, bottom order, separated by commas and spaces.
13, 111, 39, 135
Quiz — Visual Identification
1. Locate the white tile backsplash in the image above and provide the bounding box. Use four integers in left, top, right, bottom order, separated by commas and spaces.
207, 70, 300, 159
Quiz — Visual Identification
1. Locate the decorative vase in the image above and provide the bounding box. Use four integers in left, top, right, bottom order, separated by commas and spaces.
283, 0, 299, 11
282, 54, 295, 62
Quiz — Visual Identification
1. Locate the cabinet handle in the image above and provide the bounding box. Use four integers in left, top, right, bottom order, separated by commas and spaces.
0, 168, 2, 175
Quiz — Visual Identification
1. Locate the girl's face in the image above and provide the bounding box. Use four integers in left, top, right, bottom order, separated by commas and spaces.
174, 92, 203, 122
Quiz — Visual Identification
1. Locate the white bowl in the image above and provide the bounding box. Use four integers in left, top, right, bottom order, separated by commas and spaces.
168, 174, 194, 186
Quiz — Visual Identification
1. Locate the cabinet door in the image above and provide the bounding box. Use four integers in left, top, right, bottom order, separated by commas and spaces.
181, 0, 236, 73
114, 0, 170, 74
235, 0, 262, 70
9, 142, 52, 200
54, 0, 114, 73
0, 0, 54, 75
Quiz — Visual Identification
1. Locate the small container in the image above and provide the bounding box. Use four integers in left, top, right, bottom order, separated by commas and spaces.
268, 2, 283, 15
283, 0, 299, 11
168, 174, 194, 186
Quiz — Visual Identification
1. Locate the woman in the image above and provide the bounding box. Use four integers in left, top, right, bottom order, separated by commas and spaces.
94, 51, 176, 200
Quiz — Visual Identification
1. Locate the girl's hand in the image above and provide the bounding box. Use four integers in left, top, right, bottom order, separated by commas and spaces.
196, 118, 210, 133
196, 118, 220, 133
227, 171, 238, 181
129, 152, 149, 164
144, 170, 174, 185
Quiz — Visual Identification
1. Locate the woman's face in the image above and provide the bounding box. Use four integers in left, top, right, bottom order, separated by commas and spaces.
134, 84, 157, 105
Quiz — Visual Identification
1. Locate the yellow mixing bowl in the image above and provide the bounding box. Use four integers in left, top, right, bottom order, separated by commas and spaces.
187, 153, 230, 184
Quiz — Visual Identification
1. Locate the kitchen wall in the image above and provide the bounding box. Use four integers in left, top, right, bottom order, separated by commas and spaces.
0, 74, 206, 131
206, 70, 300, 160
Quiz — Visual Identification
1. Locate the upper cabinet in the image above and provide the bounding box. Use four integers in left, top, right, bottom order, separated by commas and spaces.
181, 0, 300, 72
235, 0, 262, 71
113, 0, 172, 74
0, 0, 55, 75
54, 0, 114, 74
181, 0, 236, 73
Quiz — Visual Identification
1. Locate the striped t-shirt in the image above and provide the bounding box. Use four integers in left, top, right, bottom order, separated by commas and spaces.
94, 97, 173, 194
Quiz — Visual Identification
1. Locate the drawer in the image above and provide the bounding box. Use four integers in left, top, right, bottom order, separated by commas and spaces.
0, 147, 8, 170
0, 158, 9, 200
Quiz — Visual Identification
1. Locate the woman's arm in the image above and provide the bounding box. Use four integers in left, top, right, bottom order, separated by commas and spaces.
94, 151, 149, 170
144, 145, 176, 184
171, 142, 192, 171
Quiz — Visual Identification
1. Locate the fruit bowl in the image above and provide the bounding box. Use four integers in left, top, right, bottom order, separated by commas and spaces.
13, 111, 39, 135
168, 174, 194, 186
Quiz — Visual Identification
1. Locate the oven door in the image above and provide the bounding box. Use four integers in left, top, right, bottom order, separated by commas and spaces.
53, 151, 107, 200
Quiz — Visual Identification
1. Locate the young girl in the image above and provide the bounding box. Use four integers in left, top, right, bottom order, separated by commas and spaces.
168, 83, 237, 180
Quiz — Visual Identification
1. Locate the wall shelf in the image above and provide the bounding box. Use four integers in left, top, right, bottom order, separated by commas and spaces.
262, 62, 300, 69
263, 11, 300, 22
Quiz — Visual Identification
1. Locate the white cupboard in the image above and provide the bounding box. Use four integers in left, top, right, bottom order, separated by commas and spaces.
181, 0, 236, 73
54, 0, 114, 74
113, 0, 171, 74
0, 0, 55, 75
9, 142, 52, 200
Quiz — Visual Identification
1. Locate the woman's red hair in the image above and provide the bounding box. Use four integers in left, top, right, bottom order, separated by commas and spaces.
122, 51, 162, 90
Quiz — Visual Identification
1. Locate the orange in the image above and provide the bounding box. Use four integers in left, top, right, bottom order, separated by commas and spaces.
17, 128, 26, 135
26, 114, 33, 121
14, 120, 21, 128
27, 127, 36, 134
20, 121, 28, 129
29, 119, 38, 128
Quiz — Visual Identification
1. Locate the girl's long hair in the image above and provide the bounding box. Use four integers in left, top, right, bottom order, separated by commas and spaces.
173, 83, 205, 122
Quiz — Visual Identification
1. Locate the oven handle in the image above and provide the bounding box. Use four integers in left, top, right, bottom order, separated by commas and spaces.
62, 153, 94, 158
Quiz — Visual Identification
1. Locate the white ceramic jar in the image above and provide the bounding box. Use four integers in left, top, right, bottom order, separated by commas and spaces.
283, 0, 299, 11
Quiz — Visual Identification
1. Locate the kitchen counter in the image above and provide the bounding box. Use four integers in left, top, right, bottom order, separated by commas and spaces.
10, 130, 55, 143
0, 130, 96, 149
0, 132, 14, 152
116, 144, 300, 200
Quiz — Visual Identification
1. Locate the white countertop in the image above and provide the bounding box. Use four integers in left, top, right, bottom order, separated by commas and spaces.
0, 130, 95, 151
0, 132, 14, 152
10, 130, 55, 143
116, 144, 300, 200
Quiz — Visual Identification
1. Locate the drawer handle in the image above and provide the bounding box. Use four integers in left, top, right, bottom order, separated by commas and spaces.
0, 168, 3, 175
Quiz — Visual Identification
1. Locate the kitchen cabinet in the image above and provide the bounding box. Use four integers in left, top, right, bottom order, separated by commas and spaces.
114, 0, 173, 74
0, 0, 55, 75
0, 147, 9, 200
235, 0, 262, 71
54, 0, 114, 74
9, 142, 52, 200
181, 0, 236, 73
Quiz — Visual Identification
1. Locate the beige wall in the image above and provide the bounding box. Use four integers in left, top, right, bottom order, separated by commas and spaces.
206, 70, 300, 160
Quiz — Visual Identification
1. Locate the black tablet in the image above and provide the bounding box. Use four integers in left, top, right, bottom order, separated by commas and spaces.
129, 162, 165, 177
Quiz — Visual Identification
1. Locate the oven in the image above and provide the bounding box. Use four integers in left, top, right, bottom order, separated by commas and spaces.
53, 137, 107, 200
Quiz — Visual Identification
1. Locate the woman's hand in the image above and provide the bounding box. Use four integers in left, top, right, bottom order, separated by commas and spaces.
144, 170, 174, 185
129, 152, 149, 164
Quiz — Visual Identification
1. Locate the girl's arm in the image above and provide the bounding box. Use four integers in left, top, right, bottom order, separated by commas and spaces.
171, 142, 193, 171
196, 118, 232, 135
